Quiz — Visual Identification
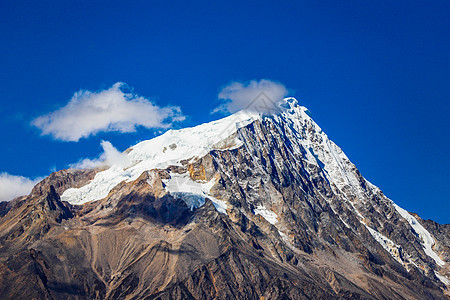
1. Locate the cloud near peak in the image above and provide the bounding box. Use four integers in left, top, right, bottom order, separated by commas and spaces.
0, 173, 42, 201
70, 140, 130, 169
32, 82, 185, 142
214, 79, 289, 114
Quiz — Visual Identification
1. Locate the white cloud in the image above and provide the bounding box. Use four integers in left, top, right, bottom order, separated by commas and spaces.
0, 173, 42, 201
214, 79, 289, 114
70, 140, 130, 169
32, 82, 185, 142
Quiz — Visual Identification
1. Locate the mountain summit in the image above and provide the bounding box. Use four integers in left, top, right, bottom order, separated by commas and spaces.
0, 97, 449, 299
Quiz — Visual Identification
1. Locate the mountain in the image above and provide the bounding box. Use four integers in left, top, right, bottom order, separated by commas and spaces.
0, 97, 448, 299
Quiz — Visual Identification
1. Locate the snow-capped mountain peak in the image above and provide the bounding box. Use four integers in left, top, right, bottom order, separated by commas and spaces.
3, 96, 449, 299
61, 97, 305, 205
61, 97, 447, 276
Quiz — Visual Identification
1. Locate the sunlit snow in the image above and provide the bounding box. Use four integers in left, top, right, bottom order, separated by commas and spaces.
365, 225, 412, 266
254, 204, 278, 225
162, 172, 228, 214
61, 110, 258, 207
435, 271, 450, 285
394, 204, 445, 266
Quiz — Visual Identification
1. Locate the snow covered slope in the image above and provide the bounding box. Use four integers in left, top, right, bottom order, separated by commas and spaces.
61, 110, 259, 205
62, 97, 355, 205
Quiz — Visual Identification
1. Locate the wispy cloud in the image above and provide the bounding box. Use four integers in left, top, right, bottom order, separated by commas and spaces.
32, 82, 185, 142
0, 173, 42, 201
213, 79, 289, 114
70, 140, 130, 169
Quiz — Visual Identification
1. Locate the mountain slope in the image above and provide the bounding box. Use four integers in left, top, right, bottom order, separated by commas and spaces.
0, 98, 448, 299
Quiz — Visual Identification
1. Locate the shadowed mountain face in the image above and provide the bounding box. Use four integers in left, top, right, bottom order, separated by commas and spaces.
0, 99, 449, 299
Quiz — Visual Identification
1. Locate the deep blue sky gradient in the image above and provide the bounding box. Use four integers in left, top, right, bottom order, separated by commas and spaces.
0, 0, 449, 222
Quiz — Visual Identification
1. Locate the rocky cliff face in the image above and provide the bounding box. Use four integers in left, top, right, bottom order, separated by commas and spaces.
0, 98, 448, 299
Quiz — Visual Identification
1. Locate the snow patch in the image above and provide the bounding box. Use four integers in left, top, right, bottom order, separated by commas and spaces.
394, 204, 445, 266
365, 225, 407, 266
254, 204, 278, 225
435, 271, 450, 285
162, 173, 228, 214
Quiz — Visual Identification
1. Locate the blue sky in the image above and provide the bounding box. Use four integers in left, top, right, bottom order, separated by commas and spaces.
0, 1, 449, 222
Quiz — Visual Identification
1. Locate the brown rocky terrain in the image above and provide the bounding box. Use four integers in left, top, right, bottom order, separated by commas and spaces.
0, 170, 444, 299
